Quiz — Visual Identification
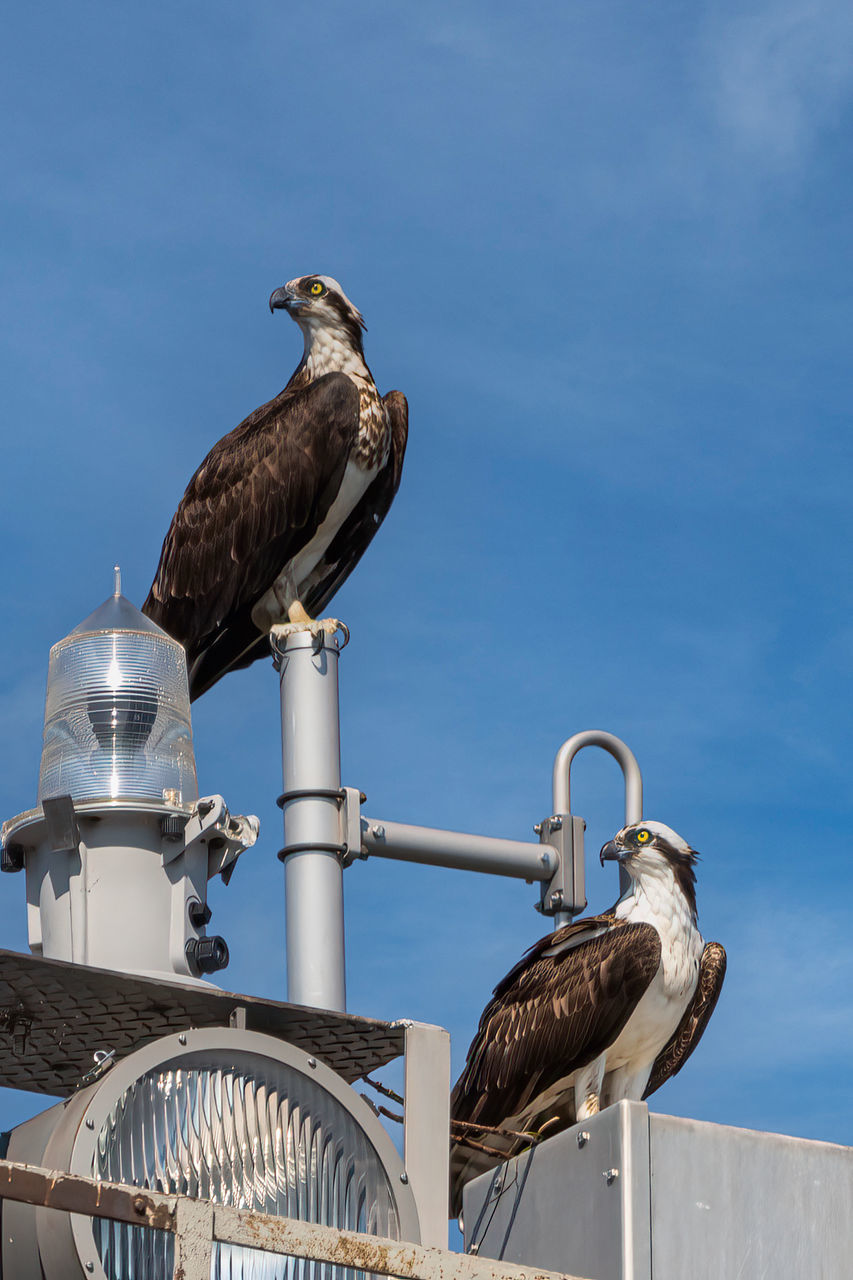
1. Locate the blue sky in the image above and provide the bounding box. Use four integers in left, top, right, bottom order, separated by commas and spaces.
1, 0, 852, 1165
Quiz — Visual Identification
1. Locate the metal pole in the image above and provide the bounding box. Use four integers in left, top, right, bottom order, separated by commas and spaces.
552, 730, 643, 823
274, 630, 347, 1012
552, 731, 643, 899
360, 818, 558, 882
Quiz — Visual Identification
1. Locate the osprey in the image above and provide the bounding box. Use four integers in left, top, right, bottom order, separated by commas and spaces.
143, 275, 408, 699
450, 821, 726, 1211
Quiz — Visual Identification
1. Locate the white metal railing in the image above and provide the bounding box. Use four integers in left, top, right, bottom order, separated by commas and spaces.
0, 1157, 590, 1280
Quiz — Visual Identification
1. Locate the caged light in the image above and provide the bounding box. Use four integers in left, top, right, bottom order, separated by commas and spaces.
3, 1029, 420, 1280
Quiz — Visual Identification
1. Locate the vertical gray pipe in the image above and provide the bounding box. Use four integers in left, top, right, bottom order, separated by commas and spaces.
276, 630, 347, 1012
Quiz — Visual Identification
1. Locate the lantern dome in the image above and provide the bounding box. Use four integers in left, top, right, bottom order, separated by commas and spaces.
38, 568, 198, 807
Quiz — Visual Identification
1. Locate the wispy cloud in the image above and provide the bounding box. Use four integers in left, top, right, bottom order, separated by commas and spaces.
703, 0, 853, 164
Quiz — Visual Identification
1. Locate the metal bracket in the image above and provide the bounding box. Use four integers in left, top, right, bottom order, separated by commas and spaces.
277, 787, 365, 867
535, 814, 587, 918
41, 795, 80, 854
174, 794, 259, 882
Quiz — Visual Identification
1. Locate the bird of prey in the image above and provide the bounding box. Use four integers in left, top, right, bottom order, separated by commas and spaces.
143, 275, 408, 699
450, 821, 726, 1211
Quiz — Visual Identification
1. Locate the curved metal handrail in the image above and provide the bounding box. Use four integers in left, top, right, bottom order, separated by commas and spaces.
552, 730, 643, 824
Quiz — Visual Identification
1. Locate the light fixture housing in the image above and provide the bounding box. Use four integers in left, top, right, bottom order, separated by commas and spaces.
1, 574, 257, 983
4, 1028, 420, 1279
38, 579, 198, 808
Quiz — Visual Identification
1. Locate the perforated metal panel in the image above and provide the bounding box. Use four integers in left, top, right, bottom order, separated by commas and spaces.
0, 950, 403, 1095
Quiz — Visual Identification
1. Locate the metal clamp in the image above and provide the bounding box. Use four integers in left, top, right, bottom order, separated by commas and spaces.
277, 787, 366, 867
277, 841, 348, 861
277, 788, 348, 809
535, 813, 587, 918
177, 794, 260, 883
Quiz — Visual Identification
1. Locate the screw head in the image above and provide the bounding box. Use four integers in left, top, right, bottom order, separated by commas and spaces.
603, 1167, 619, 1185
308, 1057, 317, 1069
577, 1131, 590, 1148
85, 1118, 94, 1130
533, 823, 542, 836
400, 1171, 408, 1184
85, 1264, 95, 1274
133, 1195, 148, 1215
178, 1033, 187, 1046
372, 824, 385, 839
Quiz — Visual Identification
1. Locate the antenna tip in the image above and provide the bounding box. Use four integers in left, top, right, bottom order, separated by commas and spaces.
113, 564, 122, 596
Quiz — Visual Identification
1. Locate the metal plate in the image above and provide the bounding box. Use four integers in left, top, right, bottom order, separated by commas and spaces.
0, 949, 403, 1096
463, 1102, 853, 1280
462, 1102, 650, 1280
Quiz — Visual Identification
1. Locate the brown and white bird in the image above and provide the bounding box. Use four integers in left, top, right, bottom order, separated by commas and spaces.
450, 821, 726, 1211
143, 275, 408, 699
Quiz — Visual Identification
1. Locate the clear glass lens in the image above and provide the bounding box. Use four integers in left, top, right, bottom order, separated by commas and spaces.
92, 1054, 401, 1280
39, 631, 198, 805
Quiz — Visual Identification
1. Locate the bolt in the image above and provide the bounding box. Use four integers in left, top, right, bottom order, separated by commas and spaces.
603, 1168, 619, 1185
577, 1131, 590, 1148
308, 1057, 317, 1069
550, 891, 564, 907
551, 816, 562, 830
133, 1195, 148, 1215
178, 1033, 187, 1046
372, 824, 385, 839
85, 1264, 95, 1274
539, 851, 550, 864
400, 1171, 408, 1184
533, 823, 542, 836
85, 1118, 94, 1130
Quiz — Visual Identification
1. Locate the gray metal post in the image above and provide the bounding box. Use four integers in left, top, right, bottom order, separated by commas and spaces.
274, 630, 347, 1012
401, 1021, 451, 1249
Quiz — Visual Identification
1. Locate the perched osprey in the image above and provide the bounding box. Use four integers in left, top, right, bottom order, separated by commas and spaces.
143, 275, 408, 699
450, 821, 726, 1211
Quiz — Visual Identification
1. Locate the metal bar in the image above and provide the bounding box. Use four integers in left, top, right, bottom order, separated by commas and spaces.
273, 630, 347, 1012
0, 1159, 592, 1280
173, 1195, 214, 1280
0, 1159, 178, 1230
402, 1021, 452, 1249
360, 818, 558, 881
551, 732, 643, 899
215, 1205, 592, 1280
552, 731, 643, 821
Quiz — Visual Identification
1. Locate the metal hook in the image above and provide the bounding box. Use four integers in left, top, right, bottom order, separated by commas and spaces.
552, 730, 643, 825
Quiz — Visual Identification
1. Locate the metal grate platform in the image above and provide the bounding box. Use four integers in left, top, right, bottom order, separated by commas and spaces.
0, 949, 404, 1096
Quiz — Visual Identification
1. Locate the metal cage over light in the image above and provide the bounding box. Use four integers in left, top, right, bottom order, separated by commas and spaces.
3, 1028, 421, 1280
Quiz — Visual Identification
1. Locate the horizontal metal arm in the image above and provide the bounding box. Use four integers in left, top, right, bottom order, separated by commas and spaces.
360, 817, 558, 882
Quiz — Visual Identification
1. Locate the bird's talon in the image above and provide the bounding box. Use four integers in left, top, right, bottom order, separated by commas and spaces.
270, 617, 346, 643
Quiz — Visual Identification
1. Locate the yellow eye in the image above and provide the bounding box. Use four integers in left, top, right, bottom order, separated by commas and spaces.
310, 281, 324, 296
636, 829, 651, 844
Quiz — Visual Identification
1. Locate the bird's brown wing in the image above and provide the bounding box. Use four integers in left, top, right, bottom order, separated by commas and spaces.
451, 916, 662, 1133
643, 940, 727, 1099
302, 389, 408, 617
142, 373, 360, 698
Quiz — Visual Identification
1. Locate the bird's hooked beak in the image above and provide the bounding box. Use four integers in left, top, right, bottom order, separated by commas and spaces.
269, 285, 299, 314
600, 839, 630, 866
